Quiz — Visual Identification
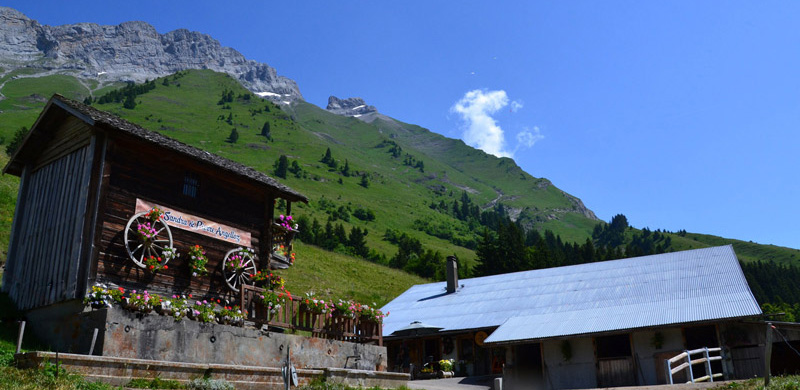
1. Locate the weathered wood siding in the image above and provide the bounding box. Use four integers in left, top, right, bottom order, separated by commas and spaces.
92, 136, 267, 300
597, 357, 636, 388
33, 116, 93, 171
4, 145, 94, 310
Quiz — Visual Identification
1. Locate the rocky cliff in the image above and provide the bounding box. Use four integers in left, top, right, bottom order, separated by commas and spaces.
326, 96, 378, 116
0, 7, 302, 100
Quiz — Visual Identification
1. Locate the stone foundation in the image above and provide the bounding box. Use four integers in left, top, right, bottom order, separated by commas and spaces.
25, 303, 389, 372
16, 352, 409, 390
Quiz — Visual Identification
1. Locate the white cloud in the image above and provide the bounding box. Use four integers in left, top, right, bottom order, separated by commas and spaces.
451, 89, 512, 157
510, 101, 523, 112
516, 126, 544, 148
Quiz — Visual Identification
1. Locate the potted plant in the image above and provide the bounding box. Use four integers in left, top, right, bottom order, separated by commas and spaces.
250, 270, 285, 290
84, 284, 125, 309
188, 245, 209, 277
126, 290, 160, 313
259, 289, 285, 320
333, 299, 358, 319
190, 300, 217, 323
217, 305, 245, 326
438, 359, 455, 378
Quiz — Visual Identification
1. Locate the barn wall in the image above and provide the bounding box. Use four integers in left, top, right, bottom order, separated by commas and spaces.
92, 136, 268, 301
631, 327, 684, 385
542, 337, 596, 389
3, 144, 94, 310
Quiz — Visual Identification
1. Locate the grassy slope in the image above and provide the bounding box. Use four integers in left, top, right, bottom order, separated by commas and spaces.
274, 242, 428, 306
0, 69, 798, 282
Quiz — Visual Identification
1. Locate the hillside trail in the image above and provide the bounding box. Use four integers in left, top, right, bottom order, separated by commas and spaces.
484, 188, 504, 210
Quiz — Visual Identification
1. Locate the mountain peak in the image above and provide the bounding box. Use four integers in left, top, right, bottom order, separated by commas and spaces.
326, 96, 377, 117
0, 7, 303, 101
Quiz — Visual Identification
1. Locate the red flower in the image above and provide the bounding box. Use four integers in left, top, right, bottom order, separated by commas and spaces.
163, 265, 168, 270
149, 265, 155, 270
188, 294, 193, 298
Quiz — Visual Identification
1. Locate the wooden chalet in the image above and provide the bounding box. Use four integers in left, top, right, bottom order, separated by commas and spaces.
2, 94, 308, 312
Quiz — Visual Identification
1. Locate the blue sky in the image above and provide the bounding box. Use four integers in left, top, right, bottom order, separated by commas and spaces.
7, 1, 800, 249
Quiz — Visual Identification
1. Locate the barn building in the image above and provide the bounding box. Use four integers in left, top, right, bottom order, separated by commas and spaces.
381, 245, 790, 389
1, 95, 396, 386
2, 94, 307, 314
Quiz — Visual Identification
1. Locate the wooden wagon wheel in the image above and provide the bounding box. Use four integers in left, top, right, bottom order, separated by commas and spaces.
222, 248, 257, 292
124, 211, 174, 268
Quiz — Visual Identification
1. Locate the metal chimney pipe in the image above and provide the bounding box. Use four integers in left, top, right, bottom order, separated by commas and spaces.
446, 256, 458, 293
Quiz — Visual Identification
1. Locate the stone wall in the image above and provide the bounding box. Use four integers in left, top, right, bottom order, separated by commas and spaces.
25, 303, 388, 372
16, 352, 409, 390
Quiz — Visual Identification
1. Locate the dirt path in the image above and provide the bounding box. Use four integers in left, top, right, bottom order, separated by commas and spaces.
407, 376, 495, 390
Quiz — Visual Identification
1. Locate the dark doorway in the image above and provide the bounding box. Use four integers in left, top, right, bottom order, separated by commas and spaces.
424, 338, 441, 367
513, 343, 543, 390
684, 325, 722, 379
596, 334, 636, 388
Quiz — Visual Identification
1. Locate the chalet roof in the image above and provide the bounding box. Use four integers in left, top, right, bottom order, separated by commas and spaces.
380, 245, 761, 344
5, 94, 308, 203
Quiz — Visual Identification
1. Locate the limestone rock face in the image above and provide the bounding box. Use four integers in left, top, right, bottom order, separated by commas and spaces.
326, 96, 378, 116
0, 7, 302, 101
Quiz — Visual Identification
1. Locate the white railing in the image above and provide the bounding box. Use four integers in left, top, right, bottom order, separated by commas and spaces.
665, 347, 724, 384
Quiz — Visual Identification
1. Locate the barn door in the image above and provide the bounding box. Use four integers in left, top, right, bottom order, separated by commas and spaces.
596, 334, 637, 388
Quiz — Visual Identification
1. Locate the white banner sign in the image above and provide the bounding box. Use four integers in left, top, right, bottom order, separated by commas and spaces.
135, 199, 252, 246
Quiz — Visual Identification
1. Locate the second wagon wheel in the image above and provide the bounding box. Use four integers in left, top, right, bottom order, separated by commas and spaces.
124, 211, 174, 268
222, 247, 257, 292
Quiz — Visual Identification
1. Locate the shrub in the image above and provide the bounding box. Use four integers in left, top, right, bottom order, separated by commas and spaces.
187, 378, 235, 390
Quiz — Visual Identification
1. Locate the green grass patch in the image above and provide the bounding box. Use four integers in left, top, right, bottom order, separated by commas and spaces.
127, 376, 183, 389
715, 376, 800, 390
276, 241, 428, 306
299, 377, 412, 390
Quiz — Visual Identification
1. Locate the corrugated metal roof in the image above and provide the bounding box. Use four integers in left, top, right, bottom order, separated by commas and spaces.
380, 245, 761, 344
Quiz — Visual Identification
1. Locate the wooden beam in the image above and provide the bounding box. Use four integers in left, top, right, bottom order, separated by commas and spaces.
264, 196, 275, 269
765, 322, 773, 387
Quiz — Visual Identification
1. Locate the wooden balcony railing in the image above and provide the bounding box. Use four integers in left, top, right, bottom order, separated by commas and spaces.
238, 285, 383, 346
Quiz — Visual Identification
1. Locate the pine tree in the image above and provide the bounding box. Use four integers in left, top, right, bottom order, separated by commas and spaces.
123, 94, 136, 109
359, 174, 370, 188
321, 148, 333, 164
227, 128, 239, 143
273, 155, 288, 179
6, 126, 28, 155
261, 121, 272, 140
341, 159, 351, 177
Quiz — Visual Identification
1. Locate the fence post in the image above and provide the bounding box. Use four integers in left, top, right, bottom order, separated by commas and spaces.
666, 358, 673, 385
15, 320, 26, 354
686, 350, 694, 383
704, 348, 713, 382
765, 322, 773, 388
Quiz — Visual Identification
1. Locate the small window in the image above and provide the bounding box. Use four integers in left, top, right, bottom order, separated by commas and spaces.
183, 172, 199, 198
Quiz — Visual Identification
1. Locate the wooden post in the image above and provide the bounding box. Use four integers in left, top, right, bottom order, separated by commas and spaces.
89, 328, 99, 355
16, 320, 26, 354
765, 322, 773, 387
264, 196, 275, 269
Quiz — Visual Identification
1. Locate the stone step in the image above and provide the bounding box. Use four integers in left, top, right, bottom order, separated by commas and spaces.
16, 351, 408, 390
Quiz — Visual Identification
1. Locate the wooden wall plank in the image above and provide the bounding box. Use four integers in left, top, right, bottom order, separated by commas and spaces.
33, 116, 92, 171
2, 165, 30, 301
9, 146, 92, 310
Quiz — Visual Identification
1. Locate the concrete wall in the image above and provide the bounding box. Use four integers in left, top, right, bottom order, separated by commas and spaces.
102, 307, 387, 371
24, 300, 105, 355
542, 337, 596, 389
23, 303, 387, 372
631, 327, 684, 385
